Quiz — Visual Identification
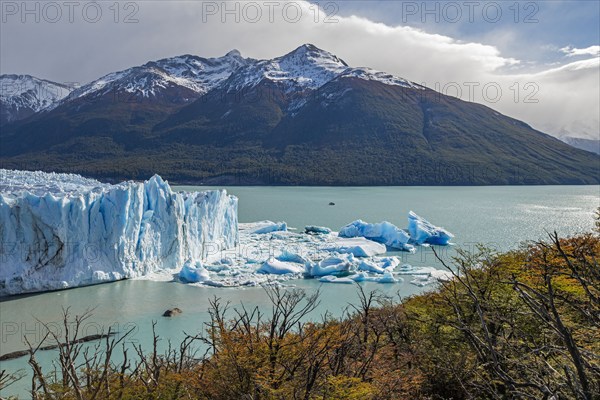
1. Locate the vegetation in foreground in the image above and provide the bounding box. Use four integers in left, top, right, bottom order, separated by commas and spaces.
1, 218, 599, 399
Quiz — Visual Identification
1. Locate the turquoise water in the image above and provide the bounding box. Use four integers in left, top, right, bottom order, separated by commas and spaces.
1, 185, 598, 397
191, 185, 599, 250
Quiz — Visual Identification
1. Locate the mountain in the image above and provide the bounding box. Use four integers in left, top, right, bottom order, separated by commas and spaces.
0, 51, 251, 156
1, 44, 598, 185
63, 50, 249, 104
0, 75, 72, 125
561, 136, 600, 155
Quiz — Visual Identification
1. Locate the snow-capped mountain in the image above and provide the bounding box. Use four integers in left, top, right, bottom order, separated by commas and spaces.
63, 50, 251, 104
3, 45, 422, 119
2, 44, 598, 186
223, 44, 349, 92
0, 74, 72, 124
215, 44, 424, 113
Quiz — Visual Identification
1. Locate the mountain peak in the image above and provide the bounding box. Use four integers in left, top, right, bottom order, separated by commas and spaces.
290, 43, 320, 53
290, 43, 328, 53
282, 43, 348, 67
0, 74, 72, 124
225, 49, 242, 58
63, 51, 251, 102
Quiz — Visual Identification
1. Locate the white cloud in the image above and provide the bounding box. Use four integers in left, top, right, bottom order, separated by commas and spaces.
560, 45, 600, 57
491, 57, 599, 140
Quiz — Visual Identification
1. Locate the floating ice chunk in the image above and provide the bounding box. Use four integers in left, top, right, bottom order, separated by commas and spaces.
397, 264, 432, 275
348, 271, 401, 284
327, 237, 387, 257
399, 264, 454, 286
319, 275, 355, 284
276, 250, 309, 264
357, 260, 388, 274
408, 211, 454, 245
339, 220, 414, 252
252, 221, 288, 234
204, 264, 231, 272
429, 269, 454, 282
305, 225, 332, 234
376, 271, 398, 283
179, 261, 211, 283
348, 272, 368, 282
410, 276, 437, 287
310, 254, 356, 276
258, 258, 305, 275
375, 257, 401, 270
203, 280, 226, 287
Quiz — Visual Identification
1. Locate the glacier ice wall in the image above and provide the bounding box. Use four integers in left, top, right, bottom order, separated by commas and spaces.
0, 170, 238, 296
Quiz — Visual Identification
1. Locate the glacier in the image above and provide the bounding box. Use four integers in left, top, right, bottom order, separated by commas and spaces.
1, 170, 457, 295
0, 170, 238, 296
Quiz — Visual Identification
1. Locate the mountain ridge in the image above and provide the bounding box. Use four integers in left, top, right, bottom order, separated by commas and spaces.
1, 44, 598, 185
0, 74, 73, 125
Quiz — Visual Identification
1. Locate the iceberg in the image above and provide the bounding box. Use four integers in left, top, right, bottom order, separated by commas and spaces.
357, 260, 390, 274
375, 271, 398, 283
258, 258, 305, 275
309, 254, 356, 277
326, 237, 387, 257
330, 271, 400, 284
179, 260, 211, 283
375, 257, 401, 270
0, 170, 238, 295
319, 275, 355, 284
0, 170, 458, 293
409, 276, 435, 287
408, 211, 454, 245
397, 264, 454, 287
305, 225, 332, 235
338, 220, 414, 252
276, 250, 310, 265
252, 221, 287, 234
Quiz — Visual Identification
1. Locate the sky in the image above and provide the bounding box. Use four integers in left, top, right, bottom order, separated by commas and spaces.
1, 0, 599, 139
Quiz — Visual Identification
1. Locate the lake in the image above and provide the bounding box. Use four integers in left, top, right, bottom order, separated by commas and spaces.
1, 185, 598, 398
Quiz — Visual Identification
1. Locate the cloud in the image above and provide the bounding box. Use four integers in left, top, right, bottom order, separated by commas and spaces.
1, 0, 598, 139
560, 45, 600, 57
493, 57, 599, 140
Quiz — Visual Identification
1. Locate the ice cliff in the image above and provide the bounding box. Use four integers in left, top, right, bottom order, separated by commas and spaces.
0, 170, 238, 295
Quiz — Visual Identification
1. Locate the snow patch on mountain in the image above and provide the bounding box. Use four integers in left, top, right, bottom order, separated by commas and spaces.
338, 67, 424, 89
65, 51, 250, 101
224, 44, 349, 92
0, 75, 72, 122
